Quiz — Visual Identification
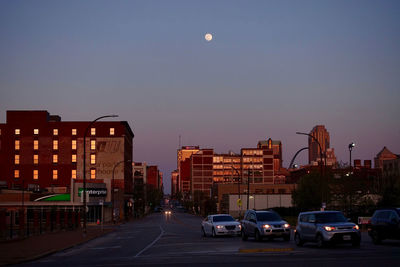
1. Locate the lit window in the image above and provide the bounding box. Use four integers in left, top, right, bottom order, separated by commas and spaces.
15, 155, 20, 165
72, 169, 77, 179
110, 128, 115, 136
33, 170, 38, 180
91, 128, 96, 136
15, 129, 20, 135
53, 129, 58, 136
53, 170, 58, 180
90, 154, 96, 164
34, 140, 39, 150
33, 154, 39, 164
15, 140, 20, 150
53, 140, 58, 150
72, 140, 77, 150
72, 129, 77, 136
14, 170, 20, 178
34, 129, 39, 135
53, 154, 58, 164
90, 140, 96, 150
72, 154, 77, 163
90, 169, 96, 179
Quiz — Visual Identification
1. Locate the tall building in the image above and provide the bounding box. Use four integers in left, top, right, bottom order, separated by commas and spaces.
171, 170, 178, 196
177, 146, 199, 193
257, 138, 282, 171
0, 110, 134, 193
146, 165, 162, 190
308, 125, 330, 165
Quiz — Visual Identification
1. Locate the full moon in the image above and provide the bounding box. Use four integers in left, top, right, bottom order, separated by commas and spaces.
205, 33, 213, 42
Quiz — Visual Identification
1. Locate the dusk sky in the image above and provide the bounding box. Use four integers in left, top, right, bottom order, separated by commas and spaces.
1, 0, 399, 193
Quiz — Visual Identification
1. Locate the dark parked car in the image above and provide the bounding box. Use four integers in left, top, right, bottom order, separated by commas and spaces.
295, 211, 361, 248
241, 210, 291, 241
368, 208, 400, 244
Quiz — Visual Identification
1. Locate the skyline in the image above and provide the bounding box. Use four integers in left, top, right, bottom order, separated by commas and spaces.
1, 0, 399, 193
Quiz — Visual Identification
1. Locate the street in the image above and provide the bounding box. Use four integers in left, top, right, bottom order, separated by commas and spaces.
21, 212, 400, 267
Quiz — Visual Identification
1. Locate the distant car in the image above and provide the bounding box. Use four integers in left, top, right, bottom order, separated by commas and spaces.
201, 214, 241, 237
241, 210, 291, 241
295, 211, 361, 248
154, 206, 163, 212
164, 210, 172, 215
368, 208, 400, 245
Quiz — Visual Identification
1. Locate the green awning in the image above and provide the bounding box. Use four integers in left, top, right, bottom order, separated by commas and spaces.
40, 194, 71, 201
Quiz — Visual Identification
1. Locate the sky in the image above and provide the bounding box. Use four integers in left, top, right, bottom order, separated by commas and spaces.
1, 0, 399, 194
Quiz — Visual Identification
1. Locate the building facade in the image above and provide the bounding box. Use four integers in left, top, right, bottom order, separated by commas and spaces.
308, 125, 332, 165
0, 110, 134, 221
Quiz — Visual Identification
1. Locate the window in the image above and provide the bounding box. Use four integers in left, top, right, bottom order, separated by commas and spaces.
15, 155, 20, 165
90, 140, 96, 150
72, 154, 77, 163
72, 169, 77, 179
53, 140, 58, 150
33, 155, 38, 164
90, 169, 96, 179
34, 140, 39, 150
110, 128, 115, 136
34, 129, 39, 135
15, 140, 20, 150
72, 129, 77, 136
90, 154, 96, 164
14, 170, 20, 178
33, 170, 38, 180
72, 140, 77, 150
53, 170, 58, 180
53, 129, 58, 136
91, 128, 96, 136
15, 129, 20, 135
53, 154, 58, 164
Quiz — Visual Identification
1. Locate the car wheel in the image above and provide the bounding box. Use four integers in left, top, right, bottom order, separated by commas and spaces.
212, 227, 217, 238
371, 230, 381, 245
202, 227, 206, 237
316, 234, 325, 248
283, 234, 290, 241
255, 230, 262, 242
294, 233, 304, 247
241, 229, 248, 241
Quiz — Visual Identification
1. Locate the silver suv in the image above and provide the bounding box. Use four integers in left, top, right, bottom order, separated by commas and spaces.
295, 211, 361, 248
241, 210, 291, 241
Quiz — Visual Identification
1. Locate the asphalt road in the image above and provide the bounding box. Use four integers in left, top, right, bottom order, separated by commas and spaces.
21, 211, 400, 266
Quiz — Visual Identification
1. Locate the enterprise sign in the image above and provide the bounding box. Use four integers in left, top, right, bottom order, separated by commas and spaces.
78, 188, 107, 197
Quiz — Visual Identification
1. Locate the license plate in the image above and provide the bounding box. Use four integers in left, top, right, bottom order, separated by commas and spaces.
343, 235, 351, 241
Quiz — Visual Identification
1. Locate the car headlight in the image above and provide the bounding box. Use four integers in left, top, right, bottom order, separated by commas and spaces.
353, 225, 359, 230
216, 225, 224, 229
283, 223, 290, 228
324, 226, 336, 231
263, 224, 271, 229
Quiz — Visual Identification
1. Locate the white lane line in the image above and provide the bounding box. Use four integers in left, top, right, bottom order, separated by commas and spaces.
134, 225, 164, 258
90, 246, 122, 250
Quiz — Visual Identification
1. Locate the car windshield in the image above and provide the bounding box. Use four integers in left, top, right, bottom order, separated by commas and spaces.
256, 212, 281, 221
316, 212, 347, 223
213, 215, 235, 222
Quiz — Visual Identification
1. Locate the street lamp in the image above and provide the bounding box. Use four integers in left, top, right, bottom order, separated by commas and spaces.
296, 131, 326, 208
112, 159, 131, 223
231, 166, 241, 217
83, 115, 118, 234
348, 142, 355, 172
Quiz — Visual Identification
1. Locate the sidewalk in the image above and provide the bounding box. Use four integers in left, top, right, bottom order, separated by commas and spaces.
0, 225, 116, 265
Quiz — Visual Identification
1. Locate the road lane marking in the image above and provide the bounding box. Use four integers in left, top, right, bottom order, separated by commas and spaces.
239, 248, 294, 253
134, 225, 165, 258
90, 246, 122, 250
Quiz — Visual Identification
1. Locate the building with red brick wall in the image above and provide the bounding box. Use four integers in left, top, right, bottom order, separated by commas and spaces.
146, 165, 162, 190
0, 110, 134, 197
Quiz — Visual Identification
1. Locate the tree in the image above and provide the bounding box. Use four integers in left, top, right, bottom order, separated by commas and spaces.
378, 175, 400, 207
292, 172, 326, 211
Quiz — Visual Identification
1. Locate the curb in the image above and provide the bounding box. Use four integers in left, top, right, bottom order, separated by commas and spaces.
239, 247, 294, 253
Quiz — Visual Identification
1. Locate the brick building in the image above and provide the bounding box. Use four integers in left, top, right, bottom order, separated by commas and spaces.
0, 110, 134, 221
